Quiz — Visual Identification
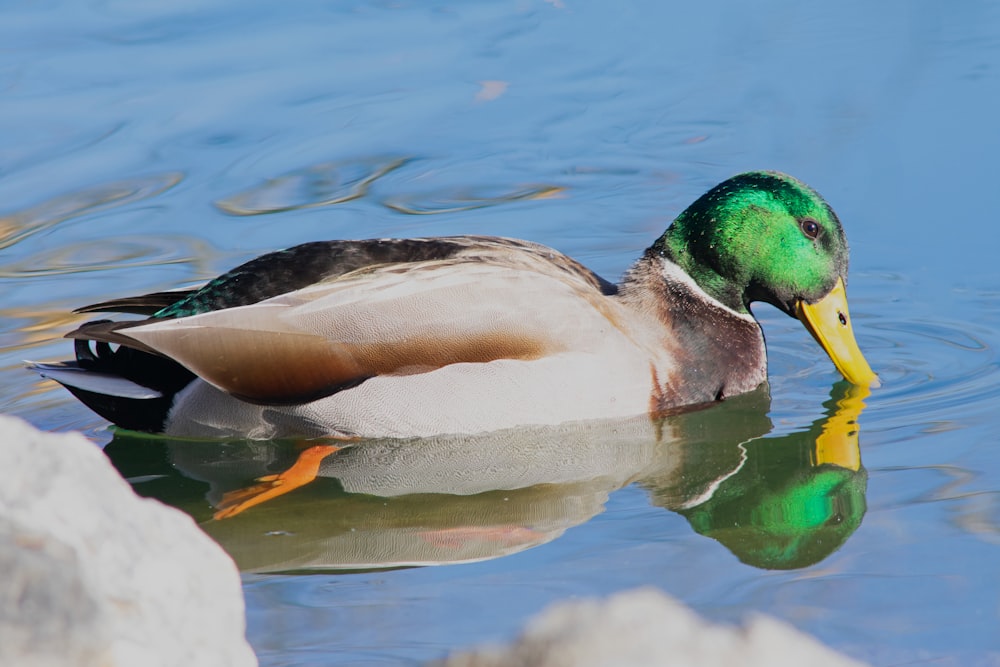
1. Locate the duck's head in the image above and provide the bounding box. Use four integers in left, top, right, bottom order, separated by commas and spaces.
655, 171, 878, 387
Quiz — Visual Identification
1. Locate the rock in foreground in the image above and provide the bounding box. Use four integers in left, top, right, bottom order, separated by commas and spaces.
432, 587, 867, 667
0, 416, 256, 667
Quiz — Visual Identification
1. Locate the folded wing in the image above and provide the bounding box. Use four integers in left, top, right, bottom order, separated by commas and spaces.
69, 259, 621, 404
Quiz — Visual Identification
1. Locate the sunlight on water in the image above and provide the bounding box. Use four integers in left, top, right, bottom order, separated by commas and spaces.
0, 236, 212, 278
0, 173, 183, 251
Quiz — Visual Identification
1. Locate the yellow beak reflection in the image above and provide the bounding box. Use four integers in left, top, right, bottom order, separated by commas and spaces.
813, 383, 870, 471
796, 277, 880, 388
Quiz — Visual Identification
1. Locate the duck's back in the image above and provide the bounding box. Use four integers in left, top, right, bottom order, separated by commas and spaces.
46, 236, 659, 438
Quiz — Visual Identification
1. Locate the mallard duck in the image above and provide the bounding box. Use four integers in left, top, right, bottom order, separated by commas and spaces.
31, 171, 878, 440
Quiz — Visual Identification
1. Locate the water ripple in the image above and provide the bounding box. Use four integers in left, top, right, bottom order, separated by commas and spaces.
0, 122, 125, 179
383, 183, 565, 215
0, 172, 184, 251
215, 156, 410, 216
0, 235, 211, 278
865, 315, 1000, 432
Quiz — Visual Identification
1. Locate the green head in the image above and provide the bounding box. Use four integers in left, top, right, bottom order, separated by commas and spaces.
655, 171, 847, 315
654, 171, 878, 387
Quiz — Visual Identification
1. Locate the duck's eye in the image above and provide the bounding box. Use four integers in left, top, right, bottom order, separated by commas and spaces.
799, 218, 821, 240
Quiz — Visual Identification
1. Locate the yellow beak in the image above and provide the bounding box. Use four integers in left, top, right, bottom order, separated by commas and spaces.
796, 277, 880, 388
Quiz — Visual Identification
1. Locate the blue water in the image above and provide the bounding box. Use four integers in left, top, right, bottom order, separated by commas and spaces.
4, 1, 1000, 665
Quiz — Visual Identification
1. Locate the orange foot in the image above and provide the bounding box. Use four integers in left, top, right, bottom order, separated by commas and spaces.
213, 443, 343, 519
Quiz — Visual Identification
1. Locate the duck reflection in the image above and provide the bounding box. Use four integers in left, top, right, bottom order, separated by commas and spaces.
645, 384, 869, 570
104, 383, 869, 573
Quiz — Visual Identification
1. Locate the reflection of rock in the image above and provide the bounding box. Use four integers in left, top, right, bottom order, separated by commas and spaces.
431, 588, 868, 667
0, 416, 255, 667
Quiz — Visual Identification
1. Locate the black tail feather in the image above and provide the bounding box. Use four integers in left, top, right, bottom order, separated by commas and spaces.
61, 383, 177, 433
47, 322, 198, 433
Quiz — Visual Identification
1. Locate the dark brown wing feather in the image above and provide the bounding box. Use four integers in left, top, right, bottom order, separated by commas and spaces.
74, 290, 198, 315
75, 236, 616, 320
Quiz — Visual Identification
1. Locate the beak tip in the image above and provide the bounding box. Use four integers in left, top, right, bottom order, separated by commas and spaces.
846, 369, 880, 390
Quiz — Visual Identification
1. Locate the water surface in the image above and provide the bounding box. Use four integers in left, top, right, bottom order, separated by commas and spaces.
3, 1, 1000, 665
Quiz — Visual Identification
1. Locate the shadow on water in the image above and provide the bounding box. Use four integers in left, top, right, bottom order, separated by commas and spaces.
104, 382, 869, 574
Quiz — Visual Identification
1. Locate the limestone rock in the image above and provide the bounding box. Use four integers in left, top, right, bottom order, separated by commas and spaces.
0, 415, 256, 667
431, 587, 867, 667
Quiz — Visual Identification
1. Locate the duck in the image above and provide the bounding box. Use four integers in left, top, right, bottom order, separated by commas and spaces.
31, 171, 878, 440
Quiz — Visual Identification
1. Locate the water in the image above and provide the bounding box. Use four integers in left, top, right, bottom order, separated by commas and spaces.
3, 0, 1000, 664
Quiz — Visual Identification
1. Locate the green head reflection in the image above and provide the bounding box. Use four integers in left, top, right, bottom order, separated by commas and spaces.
674, 383, 869, 570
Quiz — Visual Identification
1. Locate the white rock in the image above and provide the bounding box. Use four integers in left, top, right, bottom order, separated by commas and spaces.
432, 587, 868, 667
0, 416, 256, 667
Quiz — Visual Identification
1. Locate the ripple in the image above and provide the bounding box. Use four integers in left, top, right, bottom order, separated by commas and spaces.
862, 314, 1000, 432
951, 487, 1000, 545
382, 183, 565, 215
215, 156, 410, 216
0, 122, 124, 179
0, 172, 184, 251
757, 281, 1000, 440
0, 235, 211, 278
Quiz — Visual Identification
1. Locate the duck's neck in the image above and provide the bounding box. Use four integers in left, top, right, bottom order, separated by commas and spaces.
617, 252, 767, 405
651, 222, 750, 315
619, 249, 758, 328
